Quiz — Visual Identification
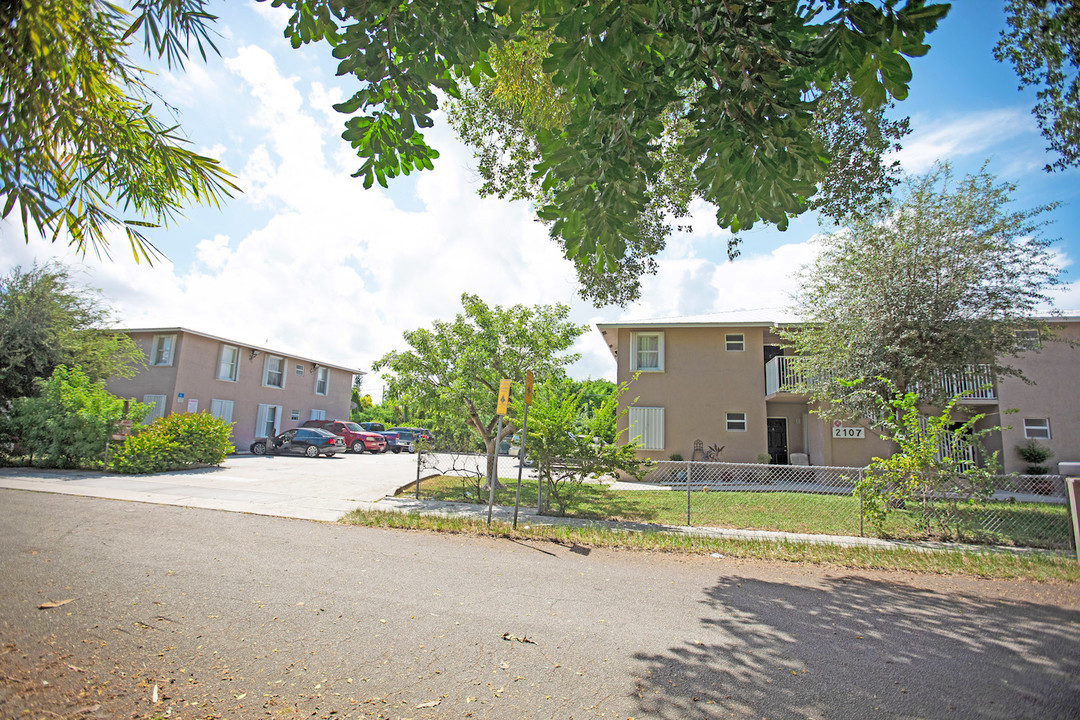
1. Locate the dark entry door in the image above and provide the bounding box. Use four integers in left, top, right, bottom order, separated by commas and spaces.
766, 418, 788, 465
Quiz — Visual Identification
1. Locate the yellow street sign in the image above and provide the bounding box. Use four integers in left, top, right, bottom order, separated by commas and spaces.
524, 370, 534, 405
496, 378, 512, 415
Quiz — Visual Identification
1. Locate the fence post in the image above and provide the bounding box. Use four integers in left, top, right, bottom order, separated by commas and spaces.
415, 448, 422, 499
1067, 477, 1080, 563
687, 459, 692, 526
858, 469, 864, 537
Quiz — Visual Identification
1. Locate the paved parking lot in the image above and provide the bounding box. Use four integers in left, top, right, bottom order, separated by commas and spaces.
0, 451, 425, 521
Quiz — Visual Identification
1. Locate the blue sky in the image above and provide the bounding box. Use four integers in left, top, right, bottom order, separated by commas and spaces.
2, 1, 1078, 397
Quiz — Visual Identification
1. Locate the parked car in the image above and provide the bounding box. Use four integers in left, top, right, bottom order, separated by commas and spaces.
302, 419, 387, 454
358, 422, 402, 452
389, 427, 435, 447
250, 428, 345, 457
389, 428, 417, 454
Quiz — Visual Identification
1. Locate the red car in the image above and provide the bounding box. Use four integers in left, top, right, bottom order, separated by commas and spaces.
301, 420, 387, 454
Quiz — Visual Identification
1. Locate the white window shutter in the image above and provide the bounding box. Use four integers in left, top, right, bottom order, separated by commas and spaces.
628, 407, 664, 450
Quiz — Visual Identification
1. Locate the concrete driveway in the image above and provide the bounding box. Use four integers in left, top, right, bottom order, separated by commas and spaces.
0, 451, 423, 521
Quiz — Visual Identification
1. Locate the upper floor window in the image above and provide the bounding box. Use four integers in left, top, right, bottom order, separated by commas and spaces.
151, 334, 175, 366
217, 344, 239, 381
295, 363, 305, 376
315, 366, 329, 395
630, 331, 664, 372
263, 355, 286, 388
1024, 418, 1051, 440
725, 333, 745, 352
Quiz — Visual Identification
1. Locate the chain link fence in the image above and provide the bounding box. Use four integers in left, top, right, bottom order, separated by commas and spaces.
640, 461, 1072, 550
411, 452, 1075, 551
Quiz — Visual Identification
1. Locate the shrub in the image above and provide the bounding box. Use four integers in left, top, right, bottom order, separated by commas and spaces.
8, 365, 145, 468
112, 412, 234, 474
1016, 440, 1053, 475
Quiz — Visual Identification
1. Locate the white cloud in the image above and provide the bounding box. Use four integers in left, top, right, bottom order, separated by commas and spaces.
625, 240, 821, 322
894, 108, 1035, 173
195, 234, 232, 270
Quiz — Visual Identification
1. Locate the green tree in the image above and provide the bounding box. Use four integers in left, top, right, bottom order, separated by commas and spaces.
523, 377, 650, 515
1, 0, 238, 260
270, 0, 949, 305
10, 365, 146, 468
0, 263, 143, 409
996, 0, 1080, 171
372, 293, 584, 479
560, 378, 618, 441
783, 163, 1061, 419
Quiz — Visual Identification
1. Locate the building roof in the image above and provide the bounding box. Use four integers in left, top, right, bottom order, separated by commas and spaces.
115, 327, 365, 375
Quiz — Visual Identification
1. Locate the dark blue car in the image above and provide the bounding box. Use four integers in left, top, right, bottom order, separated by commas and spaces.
250, 427, 345, 457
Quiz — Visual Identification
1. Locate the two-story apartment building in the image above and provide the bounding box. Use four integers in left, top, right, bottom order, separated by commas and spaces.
106, 328, 361, 451
596, 315, 1080, 475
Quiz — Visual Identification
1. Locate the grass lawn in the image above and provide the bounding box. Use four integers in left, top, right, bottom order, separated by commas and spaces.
406, 475, 1074, 550
342, 509, 1080, 584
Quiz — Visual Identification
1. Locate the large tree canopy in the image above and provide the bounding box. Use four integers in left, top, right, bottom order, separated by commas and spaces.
783, 163, 1061, 419
271, 0, 949, 304
449, 68, 912, 304
0, 263, 142, 409
996, 0, 1080, 172
1, 0, 238, 261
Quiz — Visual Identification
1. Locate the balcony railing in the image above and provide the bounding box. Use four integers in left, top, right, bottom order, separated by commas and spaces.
765, 356, 997, 401
765, 355, 811, 396
918, 366, 997, 401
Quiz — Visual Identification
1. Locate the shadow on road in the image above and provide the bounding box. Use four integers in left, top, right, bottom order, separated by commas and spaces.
632, 574, 1080, 719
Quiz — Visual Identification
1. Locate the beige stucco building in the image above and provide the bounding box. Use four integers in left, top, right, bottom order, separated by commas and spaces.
106, 328, 360, 451
597, 316, 1080, 475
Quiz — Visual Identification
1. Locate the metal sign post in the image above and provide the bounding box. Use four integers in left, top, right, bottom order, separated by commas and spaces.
487, 415, 502, 526
513, 371, 534, 528
488, 379, 512, 526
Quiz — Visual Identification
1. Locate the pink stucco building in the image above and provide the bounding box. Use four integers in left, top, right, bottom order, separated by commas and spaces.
597, 315, 1080, 475
105, 328, 361, 451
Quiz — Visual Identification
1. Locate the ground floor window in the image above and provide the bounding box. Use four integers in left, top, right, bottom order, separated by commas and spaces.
726, 412, 747, 432
628, 406, 664, 450
209, 399, 234, 424
256, 404, 282, 438
310, 409, 326, 421
143, 394, 166, 424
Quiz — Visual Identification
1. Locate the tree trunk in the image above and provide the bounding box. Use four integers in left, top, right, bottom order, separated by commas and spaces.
483, 435, 505, 491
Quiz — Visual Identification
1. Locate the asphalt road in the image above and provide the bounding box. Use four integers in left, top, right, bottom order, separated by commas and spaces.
2, 490, 1078, 720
